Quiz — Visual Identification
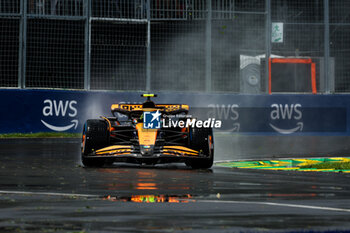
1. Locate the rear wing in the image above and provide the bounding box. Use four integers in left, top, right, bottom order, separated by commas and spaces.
111, 104, 189, 115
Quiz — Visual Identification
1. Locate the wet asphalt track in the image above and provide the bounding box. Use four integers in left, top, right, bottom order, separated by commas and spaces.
0, 139, 350, 232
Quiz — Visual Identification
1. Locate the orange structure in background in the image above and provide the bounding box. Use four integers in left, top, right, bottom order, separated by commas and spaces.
269, 58, 317, 94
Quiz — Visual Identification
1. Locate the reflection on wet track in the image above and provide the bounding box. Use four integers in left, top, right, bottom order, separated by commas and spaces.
0, 139, 350, 232
104, 194, 195, 203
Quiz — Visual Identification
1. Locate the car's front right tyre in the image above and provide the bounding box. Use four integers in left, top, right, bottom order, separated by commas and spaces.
81, 119, 110, 168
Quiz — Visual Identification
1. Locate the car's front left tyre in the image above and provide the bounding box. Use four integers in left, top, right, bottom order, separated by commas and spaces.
186, 127, 214, 169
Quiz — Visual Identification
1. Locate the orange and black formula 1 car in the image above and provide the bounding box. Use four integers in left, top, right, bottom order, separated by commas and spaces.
81, 94, 214, 169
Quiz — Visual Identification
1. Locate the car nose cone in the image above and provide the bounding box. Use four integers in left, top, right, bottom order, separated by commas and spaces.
140, 145, 154, 156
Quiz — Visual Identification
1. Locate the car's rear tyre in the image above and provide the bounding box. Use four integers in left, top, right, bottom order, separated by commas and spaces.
81, 119, 110, 167
186, 127, 214, 169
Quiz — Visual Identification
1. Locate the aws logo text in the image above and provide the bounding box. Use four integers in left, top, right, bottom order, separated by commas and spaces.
270, 104, 303, 134
208, 104, 240, 132
41, 99, 79, 132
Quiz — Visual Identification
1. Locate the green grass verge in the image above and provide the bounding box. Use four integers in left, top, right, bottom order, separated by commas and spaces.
301, 161, 350, 170
0, 132, 81, 138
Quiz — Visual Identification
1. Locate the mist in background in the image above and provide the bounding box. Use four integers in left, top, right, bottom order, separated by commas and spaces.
150, 13, 265, 93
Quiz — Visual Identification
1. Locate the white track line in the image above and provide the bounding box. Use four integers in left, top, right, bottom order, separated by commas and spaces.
198, 200, 350, 213
214, 160, 238, 163
1, 190, 349, 213
0, 190, 98, 198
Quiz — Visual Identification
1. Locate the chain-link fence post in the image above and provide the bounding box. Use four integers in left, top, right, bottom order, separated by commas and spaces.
324, 0, 332, 93
146, 0, 151, 91
18, 0, 23, 88
84, 0, 91, 90
18, 0, 27, 88
205, 0, 212, 92
265, 0, 271, 94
